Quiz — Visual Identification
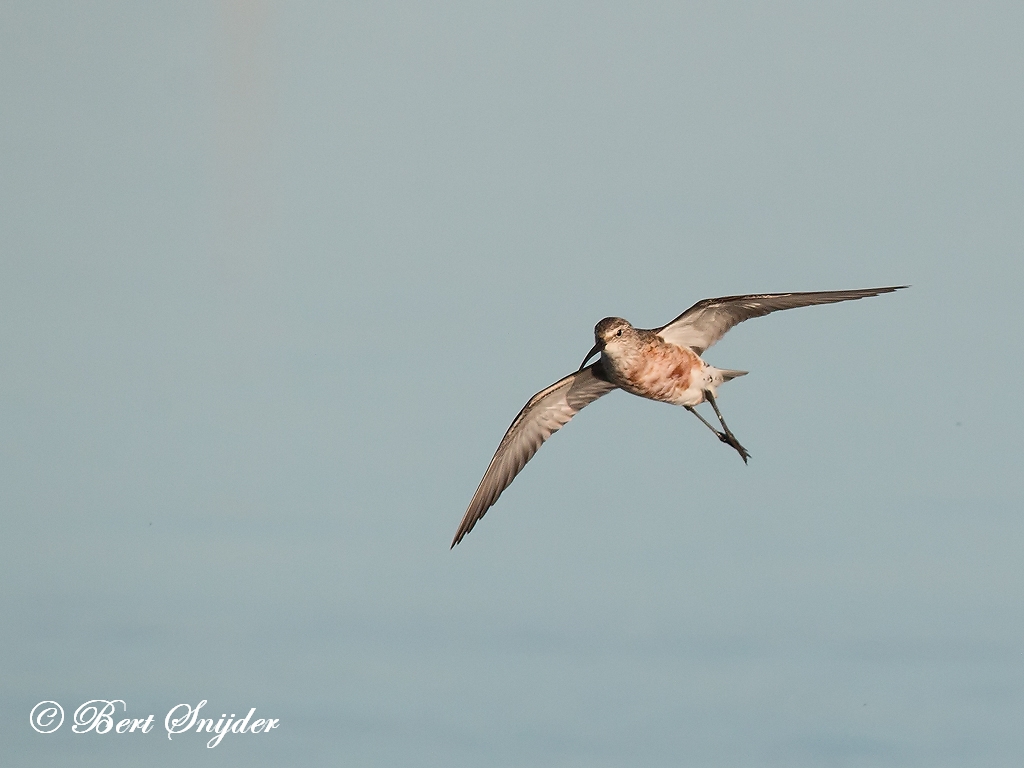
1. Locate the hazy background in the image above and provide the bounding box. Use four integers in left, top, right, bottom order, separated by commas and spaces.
3, 2, 1023, 765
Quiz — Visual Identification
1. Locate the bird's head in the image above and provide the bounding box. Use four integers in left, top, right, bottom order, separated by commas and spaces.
578, 317, 636, 370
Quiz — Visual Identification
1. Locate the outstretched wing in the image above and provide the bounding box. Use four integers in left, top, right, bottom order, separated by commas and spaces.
452, 362, 617, 547
655, 286, 907, 354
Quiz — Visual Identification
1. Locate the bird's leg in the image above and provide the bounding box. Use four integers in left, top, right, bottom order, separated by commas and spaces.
685, 405, 730, 443
703, 390, 750, 464
685, 403, 748, 463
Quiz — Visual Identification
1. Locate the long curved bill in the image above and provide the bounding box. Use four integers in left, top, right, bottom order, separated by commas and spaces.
578, 342, 602, 371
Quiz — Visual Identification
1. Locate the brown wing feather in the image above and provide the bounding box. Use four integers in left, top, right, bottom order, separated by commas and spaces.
655, 286, 907, 354
452, 362, 617, 547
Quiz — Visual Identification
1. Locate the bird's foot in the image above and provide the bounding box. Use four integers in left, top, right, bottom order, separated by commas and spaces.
717, 430, 750, 464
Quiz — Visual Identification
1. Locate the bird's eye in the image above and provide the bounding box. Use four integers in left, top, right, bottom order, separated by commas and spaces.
616, 329, 622, 337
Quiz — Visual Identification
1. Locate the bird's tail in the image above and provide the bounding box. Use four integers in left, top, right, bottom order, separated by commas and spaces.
716, 368, 748, 382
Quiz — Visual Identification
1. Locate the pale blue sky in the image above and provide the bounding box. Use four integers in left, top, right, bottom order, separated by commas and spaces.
3, 2, 1023, 765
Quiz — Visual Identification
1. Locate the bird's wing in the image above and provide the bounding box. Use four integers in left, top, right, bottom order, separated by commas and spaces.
452, 362, 617, 547
655, 286, 907, 354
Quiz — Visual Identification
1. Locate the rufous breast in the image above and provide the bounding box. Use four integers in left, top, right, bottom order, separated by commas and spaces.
618, 340, 703, 403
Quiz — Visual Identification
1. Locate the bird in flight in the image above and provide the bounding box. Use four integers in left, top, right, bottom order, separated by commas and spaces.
452, 286, 906, 547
